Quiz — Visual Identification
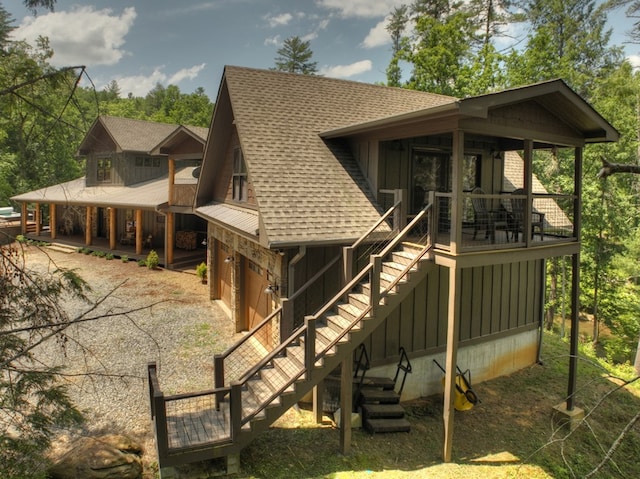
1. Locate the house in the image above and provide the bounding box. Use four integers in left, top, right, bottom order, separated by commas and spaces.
11, 116, 208, 268
148, 66, 616, 475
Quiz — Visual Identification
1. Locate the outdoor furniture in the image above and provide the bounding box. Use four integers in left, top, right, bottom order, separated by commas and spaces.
471, 187, 509, 243
510, 188, 545, 241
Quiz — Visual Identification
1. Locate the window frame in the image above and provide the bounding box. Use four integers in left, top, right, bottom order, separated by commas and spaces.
232, 147, 248, 202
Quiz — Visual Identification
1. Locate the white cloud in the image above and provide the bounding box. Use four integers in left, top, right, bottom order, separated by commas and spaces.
301, 18, 330, 42
265, 12, 294, 27
362, 17, 391, 48
628, 54, 640, 70
168, 63, 207, 84
11, 6, 136, 67
111, 65, 206, 97
264, 35, 280, 47
315, 0, 406, 18
320, 60, 372, 78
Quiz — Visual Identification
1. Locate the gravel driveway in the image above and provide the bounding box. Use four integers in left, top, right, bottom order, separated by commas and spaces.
24, 245, 240, 469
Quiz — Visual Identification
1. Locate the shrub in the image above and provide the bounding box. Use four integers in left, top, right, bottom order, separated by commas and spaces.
105, 253, 114, 260
196, 262, 207, 283
137, 259, 147, 267
146, 250, 159, 269
121, 255, 129, 263
82, 248, 92, 255
15, 234, 26, 243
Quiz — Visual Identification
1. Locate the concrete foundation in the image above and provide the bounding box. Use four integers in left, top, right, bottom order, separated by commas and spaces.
553, 402, 585, 432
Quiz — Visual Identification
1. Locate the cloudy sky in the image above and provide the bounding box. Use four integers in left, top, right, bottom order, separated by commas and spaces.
5, 0, 637, 99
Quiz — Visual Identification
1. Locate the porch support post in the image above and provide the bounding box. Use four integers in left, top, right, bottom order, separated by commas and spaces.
21, 203, 27, 235
49, 203, 56, 240
166, 211, 174, 266
135, 209, 143, 255
443, 264, 461, 462
34, 203, 41, 236
168, 157, 175, 206
567, 147, 583, 411
109, 207, 117, 250
523, 140, 534, 246
84, 206, 92, 246
340, 356, 353, 455
449, 130, 464, 255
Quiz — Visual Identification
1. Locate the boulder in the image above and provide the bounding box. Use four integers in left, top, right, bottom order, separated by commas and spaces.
48, 434, 143, 479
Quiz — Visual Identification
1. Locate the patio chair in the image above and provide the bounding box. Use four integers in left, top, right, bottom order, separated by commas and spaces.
510, 188, 545, 241
471, 187, 509, 242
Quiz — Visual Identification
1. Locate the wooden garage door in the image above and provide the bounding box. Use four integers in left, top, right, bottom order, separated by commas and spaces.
243, 259, 271, 340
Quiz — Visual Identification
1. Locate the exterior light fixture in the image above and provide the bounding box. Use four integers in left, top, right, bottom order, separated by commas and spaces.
201, 238, 207, 246
264, 284, 278, 295
224, 256, 233, 263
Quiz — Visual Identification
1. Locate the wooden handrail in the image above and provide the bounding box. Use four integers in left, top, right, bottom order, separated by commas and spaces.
351, 200, 400, 250
215, 307, 282, 362
288, 253, 342, 302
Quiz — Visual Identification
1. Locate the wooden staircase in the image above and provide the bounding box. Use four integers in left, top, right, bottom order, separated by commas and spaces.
148, 202, 434, 473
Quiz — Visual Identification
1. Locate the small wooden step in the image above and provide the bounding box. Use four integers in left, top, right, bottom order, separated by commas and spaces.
364, 417, 411, 434
359, 388, 400, 404
361, 403, 405, 419
358, 376, 396, 390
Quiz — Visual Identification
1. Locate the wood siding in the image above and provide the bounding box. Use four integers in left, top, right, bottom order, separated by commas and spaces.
362, 259, 543, 365
85, 153, 168, 187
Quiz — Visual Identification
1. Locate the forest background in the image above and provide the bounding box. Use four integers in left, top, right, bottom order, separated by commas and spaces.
2, 0, 640, 383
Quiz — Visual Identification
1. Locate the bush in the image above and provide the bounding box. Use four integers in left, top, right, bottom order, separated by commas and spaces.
137, 259, 147, 267
196, 262, 207, 283
146, 250, 159, 269
121, 255, 129, 263
15, 234, 26, 243
105, 253, 114, 260
82, 248, 92, 255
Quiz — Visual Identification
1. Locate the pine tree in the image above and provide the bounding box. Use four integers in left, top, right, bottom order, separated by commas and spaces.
273, 36, 318, 75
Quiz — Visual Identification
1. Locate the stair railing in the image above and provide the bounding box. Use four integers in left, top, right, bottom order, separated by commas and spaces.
393, 347, 412, 396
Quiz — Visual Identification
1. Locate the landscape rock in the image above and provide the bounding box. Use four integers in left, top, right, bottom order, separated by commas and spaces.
48, 434, 143, 479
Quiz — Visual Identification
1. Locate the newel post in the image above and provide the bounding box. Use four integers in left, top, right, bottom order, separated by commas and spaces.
214, 354, 224, 410
343, 246, 354, 286
147, 363, 169, 461
305, 315, 316, 380
281, 297, 294, 340
370, 255, 382, 309
230, 382, 242, 441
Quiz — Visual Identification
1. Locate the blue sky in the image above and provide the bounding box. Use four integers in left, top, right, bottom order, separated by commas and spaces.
5, 0, 639, 99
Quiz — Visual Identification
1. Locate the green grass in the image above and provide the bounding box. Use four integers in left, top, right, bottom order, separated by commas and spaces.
195, 331, 640, 479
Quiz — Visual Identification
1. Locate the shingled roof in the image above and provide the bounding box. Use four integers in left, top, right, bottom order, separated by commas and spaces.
78, 116, 208, 154
216, 66, 457, 247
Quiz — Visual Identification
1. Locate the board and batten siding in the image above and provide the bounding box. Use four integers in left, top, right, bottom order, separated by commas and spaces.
363, 258, 543, 365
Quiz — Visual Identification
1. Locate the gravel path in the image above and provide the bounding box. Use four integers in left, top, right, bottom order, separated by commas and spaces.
23, 245, 241, 470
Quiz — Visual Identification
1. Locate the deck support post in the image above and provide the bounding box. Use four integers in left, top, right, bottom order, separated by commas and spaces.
304, 316, 316, 380
35, 202, 41, 236
166, 211, 174, 266
313, 379, 324, 424
135, 209, 143, 255
340, 356, 353, 455
20, 203, 27, 235
442, 265, 461, 462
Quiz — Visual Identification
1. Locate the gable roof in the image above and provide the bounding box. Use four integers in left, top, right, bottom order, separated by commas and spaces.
78, 116, 208, 155
201, 66, 457, 247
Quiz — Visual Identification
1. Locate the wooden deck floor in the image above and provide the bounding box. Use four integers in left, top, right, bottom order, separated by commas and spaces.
165, 398, 231, 449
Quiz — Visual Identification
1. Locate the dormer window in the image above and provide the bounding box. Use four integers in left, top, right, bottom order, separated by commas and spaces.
232, 147, 247, 202
97, 157, 112, 183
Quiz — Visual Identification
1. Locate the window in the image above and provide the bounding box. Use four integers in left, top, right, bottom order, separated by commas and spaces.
97, 157, 112, 182
232, 148, 248, 202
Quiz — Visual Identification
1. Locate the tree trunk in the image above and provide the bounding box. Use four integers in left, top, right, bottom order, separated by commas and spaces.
597, 158, 640, 178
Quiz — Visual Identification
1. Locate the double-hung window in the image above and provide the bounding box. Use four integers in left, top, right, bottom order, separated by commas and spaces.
97, 157, 112, 183
232, 148, 247, 202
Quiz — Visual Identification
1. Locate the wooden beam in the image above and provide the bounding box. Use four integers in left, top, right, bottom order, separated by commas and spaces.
49, 203, 56, 240
340, 357, 353, 454
313, 380, 324, 424
167, 211, 174, 265
443, 265, 461, 462
168, 157, 175, 206
21, 203, 27, 235
135, 209, 143, 255
450, 130, 464, 255
84, 206, 92, 246
109, 207, 117, 250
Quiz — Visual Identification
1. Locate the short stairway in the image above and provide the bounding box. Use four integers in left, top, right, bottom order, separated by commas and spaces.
359, 377, 411, 433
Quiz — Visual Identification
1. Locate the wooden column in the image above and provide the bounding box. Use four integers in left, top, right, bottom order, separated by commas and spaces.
49, 203, 56, 240
523, 140, 534, 247
135, 209, 143, 254
109, 208, 117, 250
313, 380, 324, 424
85, 206, 92, 246
340, 357, 353, 455
166, 211, 174, 265
21, 203, 27, 234
34, 203, 41, 236
443, 265, 461, 462
168, 157, 175, 206
450, 130, 464, 255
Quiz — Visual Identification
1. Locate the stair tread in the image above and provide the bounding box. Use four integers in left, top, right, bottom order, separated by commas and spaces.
364, 417, 411, 433
359, 388, 401, 404
361, 403, 405, 418
358, 376, 396, 389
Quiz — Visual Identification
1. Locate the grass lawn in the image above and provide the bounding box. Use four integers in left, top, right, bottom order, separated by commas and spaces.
179, 331, 640, 479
